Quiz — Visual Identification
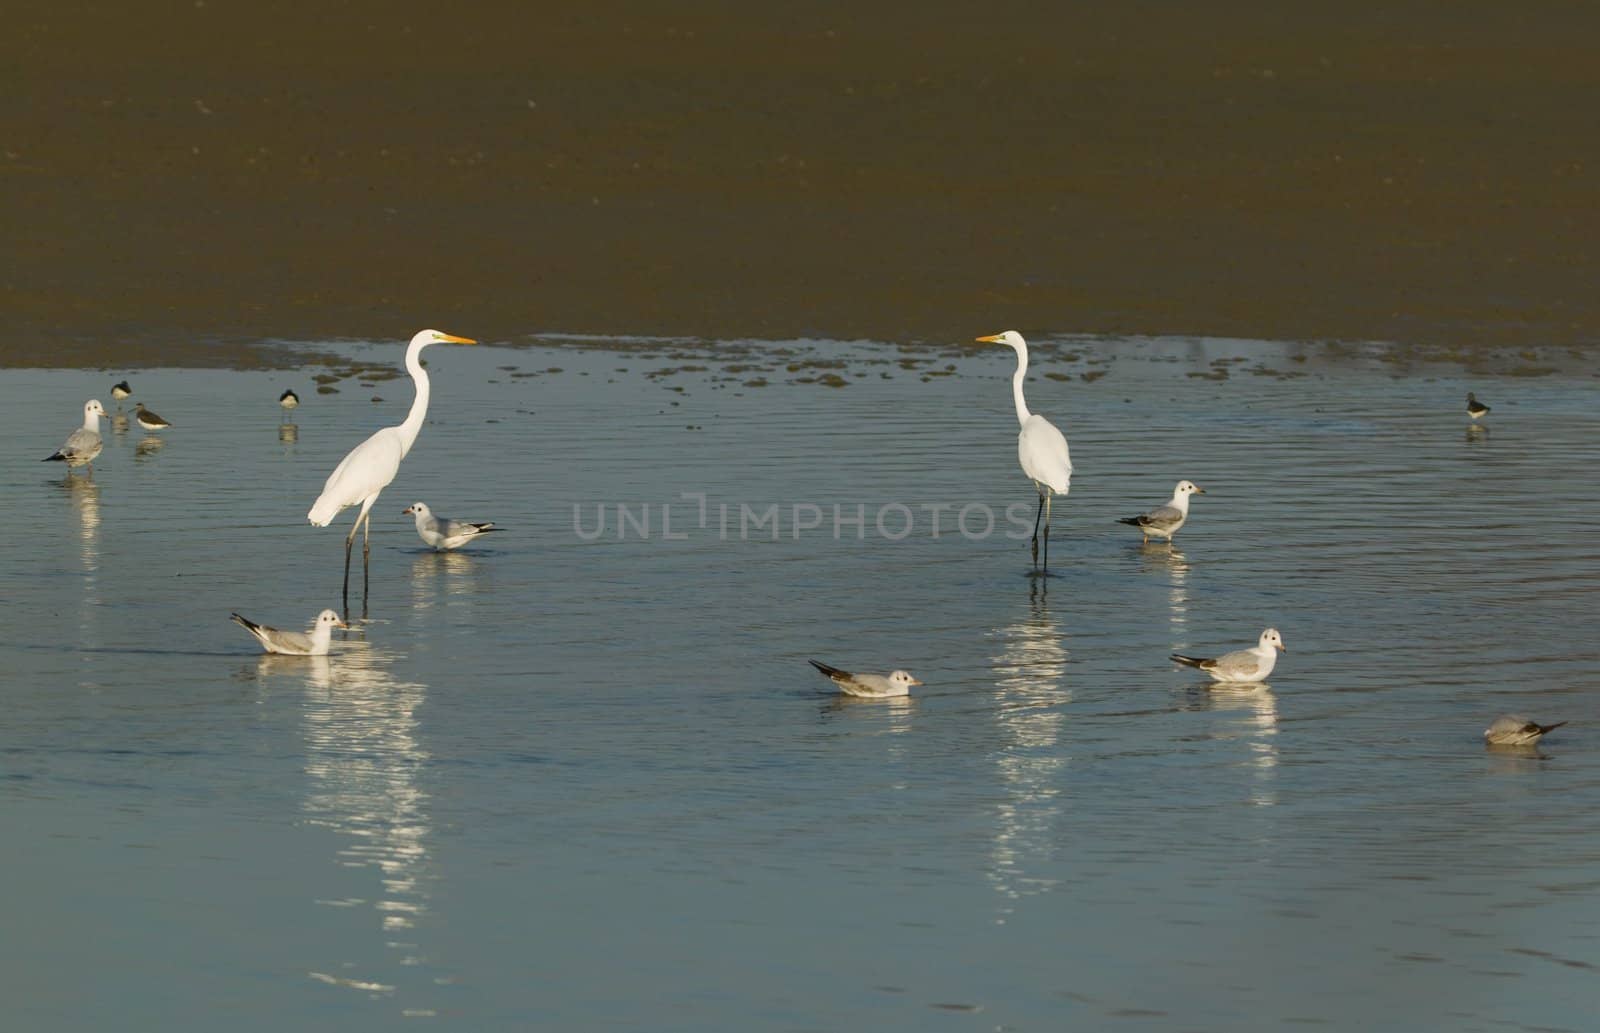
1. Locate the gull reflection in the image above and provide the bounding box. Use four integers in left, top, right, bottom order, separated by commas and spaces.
1139, 543, 1190, 631
985, 589, 1069, 918
60, 475, 100, 572
276, 639, 444, 1017
410, 551, 482, 614
1198, 683, 1279, 807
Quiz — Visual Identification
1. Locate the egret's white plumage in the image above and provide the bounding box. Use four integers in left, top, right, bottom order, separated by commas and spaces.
977, 331, 1072, 571
1119, 480, 1205, 543
403, 501, 500, 551
1172, 628, 1285, 684
1484, 715, 1566, 746
307, 329, 477, 611
43, 399, 107, 472
231, 609, 347, 656
808, 659, 922, 698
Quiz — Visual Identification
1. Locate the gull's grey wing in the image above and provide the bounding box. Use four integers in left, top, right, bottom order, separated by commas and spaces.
62, 427, 103, 459
1136, 504, 1184, 531
836, 672, 896, 697
437, 517, 495, 538
1206, 649, 1262, 678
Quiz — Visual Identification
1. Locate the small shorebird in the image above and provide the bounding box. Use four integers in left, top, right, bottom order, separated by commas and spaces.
230, 609, 347, 656
1172, 628, 1285, 684
403, 501, 501, 551
808, 659, 922, 698
134, 402, 172, 431
42, 399, 107, 474
280, 388, 300, 411
1118, 480, 1205, 544
1483, 715, 1566, 746
1466, 392, 1490, 420
110, 380, 132, 405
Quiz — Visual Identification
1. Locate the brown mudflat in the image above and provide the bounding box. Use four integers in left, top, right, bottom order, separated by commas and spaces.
5, 3, 1600, 367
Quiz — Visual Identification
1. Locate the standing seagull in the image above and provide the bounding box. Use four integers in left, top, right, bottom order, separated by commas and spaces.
42, 399, 107, 474
403, 502, 501, 551
976, 331, 1073, 573
1483, 715, 1566, 746
110, 380, 132, 406
308, 329, 477, 614
808, 659, 922, 698
1466, 392, 1490, 420
133, 402, 172, 431
231, 609, 347, 656
1171, 628, 1286, 684
1118, 481, 1205, 544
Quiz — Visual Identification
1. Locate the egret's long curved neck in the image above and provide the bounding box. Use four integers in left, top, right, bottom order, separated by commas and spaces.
1010, 345, 1032, 426
397, 340, 432, 457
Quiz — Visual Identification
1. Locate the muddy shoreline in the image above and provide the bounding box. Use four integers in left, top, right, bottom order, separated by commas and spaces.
6, 4, 1600, 369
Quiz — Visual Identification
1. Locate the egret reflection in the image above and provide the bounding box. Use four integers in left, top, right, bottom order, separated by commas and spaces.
248, 640, 446, 1017
986, 589, 1069, 917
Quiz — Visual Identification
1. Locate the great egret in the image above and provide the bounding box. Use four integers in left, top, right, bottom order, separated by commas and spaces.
133, 402, 171, 430
1171, 628, 1285, 684
807, 659, 922, 698
308, 329, 477, 613
231, 609, 347, 655
1466, 392, 1490, 420
402, 501, 501, 551
1118, 480, 1205, 544
43, 399, 107, 474
1483, 715, 1566, 746
976, 331, 1073, 573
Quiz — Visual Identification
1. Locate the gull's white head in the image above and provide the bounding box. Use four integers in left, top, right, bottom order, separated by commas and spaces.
976, 330, 1027, 352
411, 328, 478, 349
85, 399, 107, 418
314, 609, 349, 631
1176, 480, 1205, 497
402, 502, 431, 518
888, 670, 923, 689
1260, 628, 1285, 652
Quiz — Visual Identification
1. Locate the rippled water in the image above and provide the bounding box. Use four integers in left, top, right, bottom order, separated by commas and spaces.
4, 336, 1598, 1031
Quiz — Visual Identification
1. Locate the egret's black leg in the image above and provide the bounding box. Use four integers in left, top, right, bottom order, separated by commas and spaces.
1031, 491, 1044, 568
1042, 494, 1052, 575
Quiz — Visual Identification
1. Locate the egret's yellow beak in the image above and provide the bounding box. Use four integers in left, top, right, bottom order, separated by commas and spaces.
440, 333, 477, 345
975, 333, 1003, 344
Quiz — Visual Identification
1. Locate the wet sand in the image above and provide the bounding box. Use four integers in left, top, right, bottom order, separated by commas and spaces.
6, 3, 1600, 367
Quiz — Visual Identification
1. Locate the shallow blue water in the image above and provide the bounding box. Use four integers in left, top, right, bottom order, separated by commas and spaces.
3, 336, 1598, 1031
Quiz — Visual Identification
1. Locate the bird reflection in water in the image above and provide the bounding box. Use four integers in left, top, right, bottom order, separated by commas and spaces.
410, 550, 481, 614
1195, 683, 1279, 807
110, 411, 130, 436
135, 435, 165, 458
60, 474, 101, 569
279, 422, 299, 444
255, 641, 444, 1016
1139, 543, 1191, 632
1466, 424, 1489, 444
985, 586, 1069, 918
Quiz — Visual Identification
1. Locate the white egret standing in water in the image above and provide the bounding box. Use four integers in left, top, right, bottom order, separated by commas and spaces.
308, 329, 476, 614
976, 331, 1073, 573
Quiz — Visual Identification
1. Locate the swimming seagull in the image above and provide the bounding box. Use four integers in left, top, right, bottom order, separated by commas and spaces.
230, 609, 347, 655
1118, 480, 1205, 543
1483, 715, 1566, 746
111, 380, 132, 405
42, 399, 107, 473
808, 659, 922, 698
1466, 392, 1491, 420
1171, 628, 1285, 683
280, 388, 300, 411
403, 501, 501, 551
133, 402, 172, 430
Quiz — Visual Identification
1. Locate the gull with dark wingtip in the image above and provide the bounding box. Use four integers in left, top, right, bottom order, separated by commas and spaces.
43, 399, 107, 474
1118, 480, 1205, 544
1483, 715, 1565, 746
403, 501, 501, 551
1172, 628, 1285, 684
808, 659, 922, 698
231, 609, 347, 656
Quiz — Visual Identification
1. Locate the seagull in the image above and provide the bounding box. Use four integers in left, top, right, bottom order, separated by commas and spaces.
1118, 480, 1205, 543
1171, 628, 1285, 683
1466, 392, 1490, 420
133, 402, 172, 431
1483, 715, 1566, 746
110, 380, 132, 405
402, 501, 501, 551
808, 659, 922, 698
230, 609, 347, 656
280, 388, 300, 411
42, 399, 107, 473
